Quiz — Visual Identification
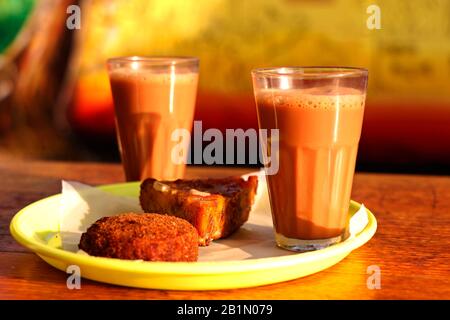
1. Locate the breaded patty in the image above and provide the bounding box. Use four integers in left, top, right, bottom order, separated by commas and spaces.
78, 213, 198, 262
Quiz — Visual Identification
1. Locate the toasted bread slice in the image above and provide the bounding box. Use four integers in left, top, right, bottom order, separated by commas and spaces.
139, 176, 258, 245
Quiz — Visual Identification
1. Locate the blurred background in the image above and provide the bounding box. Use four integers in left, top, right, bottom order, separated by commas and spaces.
0, 0, 449, 173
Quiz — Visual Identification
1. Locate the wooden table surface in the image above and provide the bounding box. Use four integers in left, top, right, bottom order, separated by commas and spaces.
0, 160, 449, 300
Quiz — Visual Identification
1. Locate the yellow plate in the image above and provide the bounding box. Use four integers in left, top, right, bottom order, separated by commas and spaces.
10, 181, 377, 290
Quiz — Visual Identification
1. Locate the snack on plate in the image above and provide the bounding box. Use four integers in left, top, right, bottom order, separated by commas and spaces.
140, 176, 258, 245
79, 213, 198, 262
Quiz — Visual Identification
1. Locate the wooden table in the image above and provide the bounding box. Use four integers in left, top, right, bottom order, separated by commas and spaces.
0, 161, 449, 299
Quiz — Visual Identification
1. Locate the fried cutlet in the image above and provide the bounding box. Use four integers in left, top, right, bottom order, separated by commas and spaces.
78, 213, 198, 262
139, 176, 258, 245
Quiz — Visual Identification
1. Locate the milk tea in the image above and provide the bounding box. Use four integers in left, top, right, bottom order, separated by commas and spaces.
109, 68, 198, 181
256, 86, 365, 242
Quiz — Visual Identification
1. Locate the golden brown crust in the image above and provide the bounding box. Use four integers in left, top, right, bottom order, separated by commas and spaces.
78, 213, 198, 262
140, 176, 258, 245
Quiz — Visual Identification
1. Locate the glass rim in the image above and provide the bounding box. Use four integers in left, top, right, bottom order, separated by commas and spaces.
251, 66, 368, 79
107, 56, 199, 67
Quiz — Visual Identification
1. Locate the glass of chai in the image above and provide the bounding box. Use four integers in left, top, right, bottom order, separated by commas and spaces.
107, 56, 199, 181
252, 67, 368, 251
